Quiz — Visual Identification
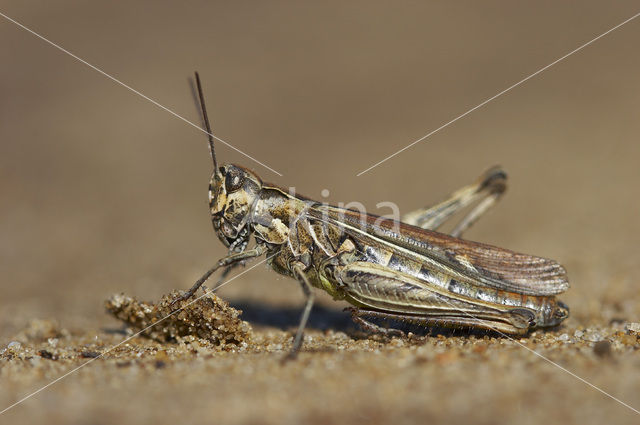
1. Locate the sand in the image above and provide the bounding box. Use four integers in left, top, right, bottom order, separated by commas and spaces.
2, 289, 640, 424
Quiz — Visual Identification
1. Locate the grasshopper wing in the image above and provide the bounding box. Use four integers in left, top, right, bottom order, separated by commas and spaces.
307, 206, 569, 296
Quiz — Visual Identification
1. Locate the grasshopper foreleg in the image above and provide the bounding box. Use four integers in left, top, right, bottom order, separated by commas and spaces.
170, 245, 265, 307
209, 263, 237, 292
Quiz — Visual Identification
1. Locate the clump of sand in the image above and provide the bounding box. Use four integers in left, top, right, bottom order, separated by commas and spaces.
105, 291, 252, 348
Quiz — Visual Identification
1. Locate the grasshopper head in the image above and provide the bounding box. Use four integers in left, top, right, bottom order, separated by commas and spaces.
193, 73, 263, 250
209, 164, 262, 249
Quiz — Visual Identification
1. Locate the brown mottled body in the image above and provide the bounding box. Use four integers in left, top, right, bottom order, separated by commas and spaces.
242, 183, 568, 336
175, 73, 570, 356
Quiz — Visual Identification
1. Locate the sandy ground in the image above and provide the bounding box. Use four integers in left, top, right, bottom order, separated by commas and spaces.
2, 2, 640, 424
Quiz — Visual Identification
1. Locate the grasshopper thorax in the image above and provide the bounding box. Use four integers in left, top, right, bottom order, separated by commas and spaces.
209, 164, 262, 250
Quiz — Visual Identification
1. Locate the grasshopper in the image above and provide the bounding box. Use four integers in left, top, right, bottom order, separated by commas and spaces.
174, 73, 569, 356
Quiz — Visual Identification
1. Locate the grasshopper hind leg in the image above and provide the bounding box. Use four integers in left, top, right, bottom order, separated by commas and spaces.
348, 307, 532, 337
346, 307, 405, 337
402, 166, 507, 237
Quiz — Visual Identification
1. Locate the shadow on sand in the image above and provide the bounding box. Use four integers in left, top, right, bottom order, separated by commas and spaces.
227, 299, 508, 339
228, 300, 354, 333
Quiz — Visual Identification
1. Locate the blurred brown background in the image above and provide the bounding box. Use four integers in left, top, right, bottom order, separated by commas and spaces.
1, 1, 640, 424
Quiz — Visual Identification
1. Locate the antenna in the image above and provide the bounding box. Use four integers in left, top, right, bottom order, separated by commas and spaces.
194, 72, 220, 177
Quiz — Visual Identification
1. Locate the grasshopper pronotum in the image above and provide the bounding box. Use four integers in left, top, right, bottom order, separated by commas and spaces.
173, 73, 569, 357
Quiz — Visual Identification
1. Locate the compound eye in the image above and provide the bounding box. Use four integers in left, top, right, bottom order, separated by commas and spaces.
225, 168, 245, 193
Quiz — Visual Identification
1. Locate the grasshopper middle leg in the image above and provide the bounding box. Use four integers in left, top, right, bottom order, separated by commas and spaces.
285, 262, 315, 359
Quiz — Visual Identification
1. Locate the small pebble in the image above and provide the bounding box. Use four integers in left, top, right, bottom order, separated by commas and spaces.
583, 330, 603, 342
625, 322, 640, 335
618, 334, 637, 346
593, 341, 612, 358
7, 341, 22, 352
38, 349, 55, 360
